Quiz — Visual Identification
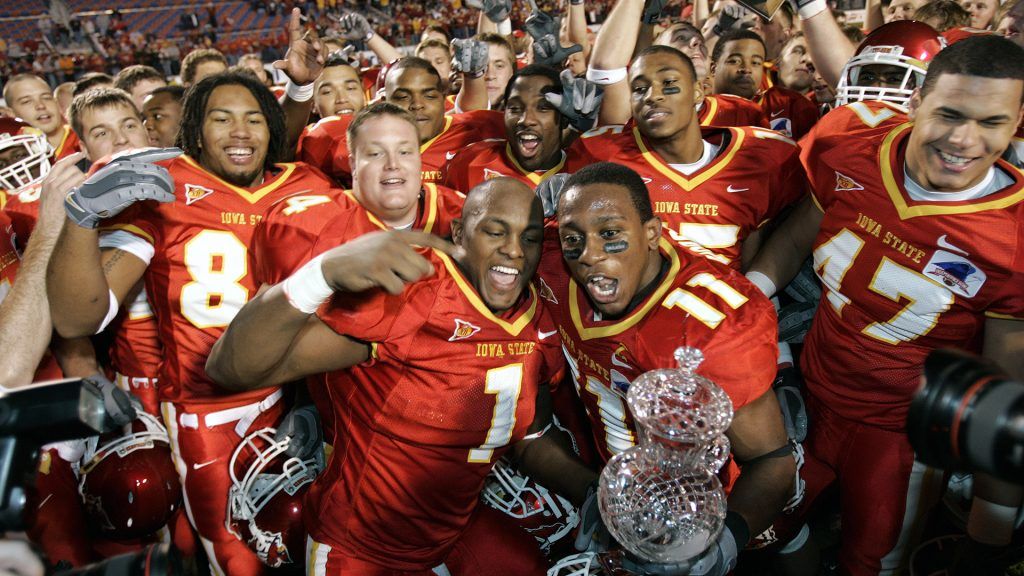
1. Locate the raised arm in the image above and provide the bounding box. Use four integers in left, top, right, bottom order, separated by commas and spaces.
795, 0, 855, 88
0, 154, 83, 387
275, 8, 324, 160
589, 0, 646, 125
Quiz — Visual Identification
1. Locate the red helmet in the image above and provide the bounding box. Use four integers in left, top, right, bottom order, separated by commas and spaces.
226, 428, 322, 570
78, 412, 182, 541
482, 457, 580, 556
0, 117, 51, 192
836, 21, 946, 109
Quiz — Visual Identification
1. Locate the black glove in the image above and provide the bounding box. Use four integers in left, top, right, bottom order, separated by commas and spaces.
339, 12, 374, 42
773, 366, 807, 443
82, 373, 139, 431
274, 403, 323, 461
712, 4, 745, 36
465, 0, 512, 23
642, 0, 669, 25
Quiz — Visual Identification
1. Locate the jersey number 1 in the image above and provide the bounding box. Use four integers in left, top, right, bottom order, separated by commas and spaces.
468, 363, 524, 463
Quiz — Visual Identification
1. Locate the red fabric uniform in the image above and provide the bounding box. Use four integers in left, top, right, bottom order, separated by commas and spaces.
756, 85, 819, 139
306, 248, 561, 572
252, 183, 463, 443
418, 110, 504, 183
100, 156, 335, 576
107, 287, 163, 415
698, 94, 768, 128
52, 125, 81, 160
789, 100, 1024, 574
567, 124, 806, 268
3, 181, 43, 249
297, 115, 354, 187
442, 139, 567, 193
537, 234, 778, 489
297, 111, 504, 186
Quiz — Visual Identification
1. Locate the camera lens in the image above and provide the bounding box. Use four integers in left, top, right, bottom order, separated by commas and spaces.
908, 349, 1024, 483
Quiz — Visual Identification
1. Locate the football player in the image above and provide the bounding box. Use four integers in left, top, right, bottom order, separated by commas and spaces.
208, 179, 595, 574
586, 0, 767, 129
298, 56, 505, 187
710, 29, 819, 139
746, 35, 1024, 575
3, 73, 81, 160
142, 86, 185, 148
443, 65, 570, 192
47, 71, 335, 576
537, 162, 795, 575
568, 45, 806, 270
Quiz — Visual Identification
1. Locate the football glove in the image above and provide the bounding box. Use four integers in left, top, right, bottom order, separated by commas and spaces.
642, 0, 669, 24
773, 366, 808, 443
451, 38, 490, 78
339, 12, 374, 42
82, 373, 140, 430
536, 173, 571, 219
65, 147, 180, 229
465, 0, 512, 23
274, 403, 324, 462
574, 481, 612, 553
545, 69, 603, 132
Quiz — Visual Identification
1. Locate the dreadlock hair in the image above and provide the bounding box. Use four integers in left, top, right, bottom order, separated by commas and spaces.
176, 71, 287, 168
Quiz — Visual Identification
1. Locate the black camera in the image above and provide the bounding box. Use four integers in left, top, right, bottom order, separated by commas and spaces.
907, 349, 1024, 484
0, 378, 186, 575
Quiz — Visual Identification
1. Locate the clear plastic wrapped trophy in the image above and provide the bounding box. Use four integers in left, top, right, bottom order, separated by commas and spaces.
597, 347, 734, 564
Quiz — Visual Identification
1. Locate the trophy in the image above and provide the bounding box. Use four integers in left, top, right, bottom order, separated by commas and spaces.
597, 347, 734, 564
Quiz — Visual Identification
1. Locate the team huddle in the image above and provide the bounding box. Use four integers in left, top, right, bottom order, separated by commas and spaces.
0, 0, 1022, 575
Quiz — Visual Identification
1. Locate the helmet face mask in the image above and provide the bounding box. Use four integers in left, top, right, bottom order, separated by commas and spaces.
834, 21, 945, 110
482, 458, 580, 555
227, 427, 323, 569
78, 412, 182, 541
0, 120, 52, 192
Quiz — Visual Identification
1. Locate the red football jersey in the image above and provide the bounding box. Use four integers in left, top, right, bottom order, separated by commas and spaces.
441, 138, 567, 193
306, 248, 562, 569
1012, 123, 1023, 167
800, 101, 1024, 430
52, 125, 81, 160
100, 156, 336, 404
419, 110, 504, 183
296, 115, 354, 187
567, 124, 806, 268
698, 94, 769, 129
757, 85, 819, 139
0, 210, 19, 304
2, 181, 42, 249
107, 287, 163, 415
537, 234, 778, 489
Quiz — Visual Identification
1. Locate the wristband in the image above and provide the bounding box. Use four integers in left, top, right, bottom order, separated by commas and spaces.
797, 0, 828, 19
745, 270, 777, 298
497, 18, 512, 35
285, 79, 315, 102
282, 254, 334, 314
586, 66, 627, 85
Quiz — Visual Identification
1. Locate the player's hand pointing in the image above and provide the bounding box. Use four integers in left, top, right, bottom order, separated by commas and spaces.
320, 230, 458, 295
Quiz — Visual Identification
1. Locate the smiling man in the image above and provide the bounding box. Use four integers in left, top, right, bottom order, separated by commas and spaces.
536, 162, 794, 574
569, 45, 805, 270
47, 71, 337, 576
207, 179, 594, 575
443, 65, 569, 192
3, 74, 81, 160
747, 35, 1024, 575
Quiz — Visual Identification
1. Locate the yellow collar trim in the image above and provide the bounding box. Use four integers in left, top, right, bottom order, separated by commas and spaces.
699, 96, 719, 127
569, 237, 681, 341
180, 155, 296, 204
435, 249, 537, 337
503, 143, 566, 185
420, 115, 454, 154
633, 126, 743, 192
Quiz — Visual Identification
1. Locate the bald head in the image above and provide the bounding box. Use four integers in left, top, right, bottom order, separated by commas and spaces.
453, 177, 545, 313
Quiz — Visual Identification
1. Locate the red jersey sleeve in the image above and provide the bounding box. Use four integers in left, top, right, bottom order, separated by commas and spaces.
462, 109, 506, 140
296, 116, 353, 185
440, 144, 476, 193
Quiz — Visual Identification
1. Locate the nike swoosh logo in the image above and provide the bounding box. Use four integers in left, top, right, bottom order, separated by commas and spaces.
611, 352, 632, 370
726, 185, 749, 193
192, 459, 218, 470
936, 234, 968, 256
770, 110, 784, 118
445, 151, 457, 160
538, 329, 557, 340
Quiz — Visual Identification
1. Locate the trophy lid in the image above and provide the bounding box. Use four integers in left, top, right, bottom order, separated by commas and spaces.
626, 347, 734, 443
